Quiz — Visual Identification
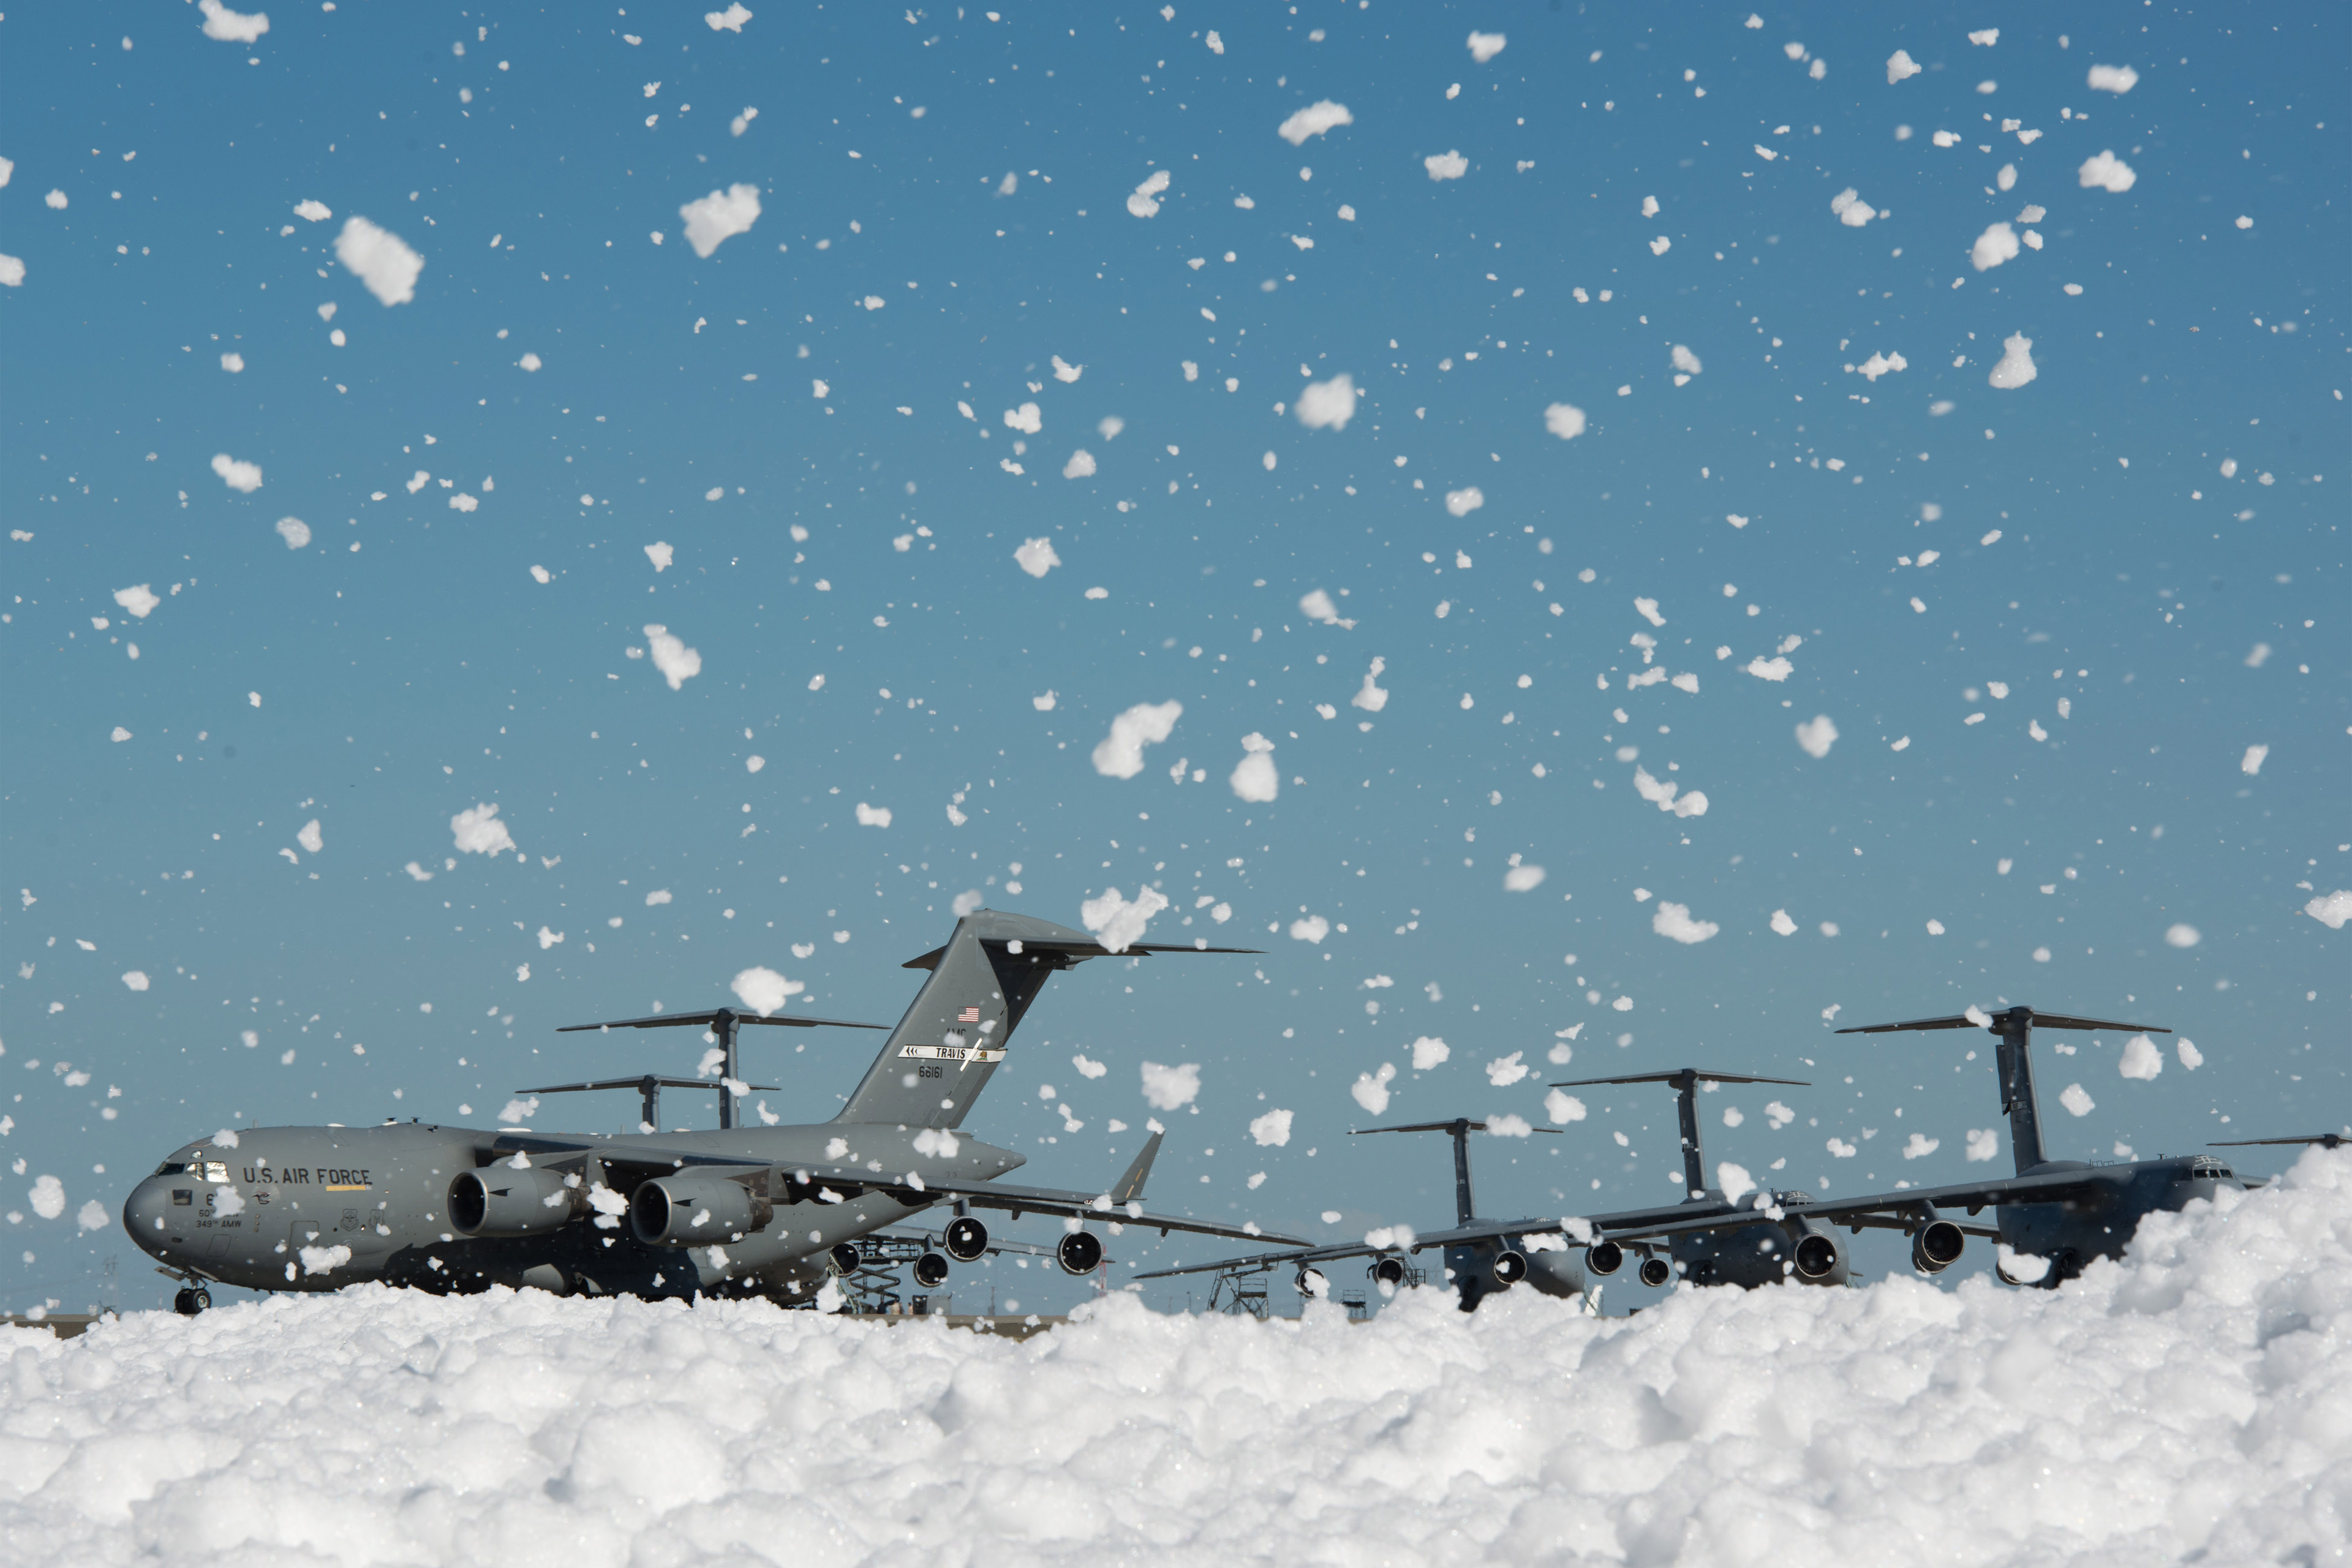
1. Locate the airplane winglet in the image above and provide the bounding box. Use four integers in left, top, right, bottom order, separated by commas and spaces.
1111, 1130, 1164, 1204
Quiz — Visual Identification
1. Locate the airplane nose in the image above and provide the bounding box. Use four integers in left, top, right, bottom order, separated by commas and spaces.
124, 1179, 177, 1257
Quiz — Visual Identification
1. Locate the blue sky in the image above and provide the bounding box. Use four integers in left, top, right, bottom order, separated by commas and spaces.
3, 2, 2343, 1314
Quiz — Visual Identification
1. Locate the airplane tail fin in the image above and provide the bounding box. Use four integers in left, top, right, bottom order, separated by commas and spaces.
1110, 1131, 1164, 1204
1838, 1007, 2165, 1174
833, 910, 1257, 1129
1552, 1069, 1808, 1199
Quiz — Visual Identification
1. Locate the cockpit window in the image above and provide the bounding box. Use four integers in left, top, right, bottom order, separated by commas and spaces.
200, 1161, 232, 1183
153, 1160, 191, 1177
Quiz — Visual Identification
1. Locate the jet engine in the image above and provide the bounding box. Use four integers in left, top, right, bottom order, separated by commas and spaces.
1637, 1256, 1674, 1288
1910, 1218, 1967, 1275
1371, 1256, 1408, 1286
1585, 1239, 1626, 1276
1792, 1225, 1845, 1283
628, 1174, 774, 1247
913, 1251, 951, 1288
829, 1242, 862, 1276
1489, 1249, 1529, 1286
448, 1166, 584, 1238
943, 1215, 989, 1262
1055, 1229, 1104, 1275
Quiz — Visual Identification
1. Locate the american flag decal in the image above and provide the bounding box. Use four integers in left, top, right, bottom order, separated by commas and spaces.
957, 1006, 981, 1023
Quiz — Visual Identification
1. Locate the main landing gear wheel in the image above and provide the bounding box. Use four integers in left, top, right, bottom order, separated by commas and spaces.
173, 1287, 211, 1316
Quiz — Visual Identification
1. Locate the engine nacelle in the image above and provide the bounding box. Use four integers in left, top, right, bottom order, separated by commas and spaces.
629, 1174, 773, 1248
829, 1242, 862, 1276
1637, 1256, 1674, 1289
913, 1251, 951, 1288
1489, 1249, 1529, 1286
943, 1216, 989, 1262
1371, 1256, 1408, 1286
1792, 1226, 1845, 1283
448, 1166, 583, 1238
1055, 1229, 1104, 1275
1585, 1239, 1626, 1276
1911, 1219, 1966, 1274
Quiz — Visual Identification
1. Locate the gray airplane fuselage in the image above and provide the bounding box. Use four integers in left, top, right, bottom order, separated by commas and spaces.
124, 1118, 1024, 1302
1666, 1198, 1852, 1289
1986, 1153, 2238, 1281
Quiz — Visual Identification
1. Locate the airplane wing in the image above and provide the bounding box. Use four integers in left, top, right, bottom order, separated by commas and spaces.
1123, 1212, 1632, 1282
1553, 1167, 2116, 1249
1126, 1171, 2095, 1284
475, 1133, 1297, 1246
889, 1173, 1306, 1246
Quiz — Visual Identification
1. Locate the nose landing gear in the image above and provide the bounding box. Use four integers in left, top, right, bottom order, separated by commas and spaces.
173, 1286, 213, 1316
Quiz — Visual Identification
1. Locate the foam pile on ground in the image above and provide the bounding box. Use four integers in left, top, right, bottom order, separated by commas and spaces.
6, 1150, 2347, 1566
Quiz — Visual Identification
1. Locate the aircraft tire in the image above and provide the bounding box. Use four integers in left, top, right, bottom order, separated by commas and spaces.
173, 1287, 209, 1316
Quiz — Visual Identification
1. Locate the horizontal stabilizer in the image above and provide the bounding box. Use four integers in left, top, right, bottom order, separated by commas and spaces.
516, 1076, 778, 1095
1550, 1071, 1809, 1089
902, 937, 1262, 970
2212, 1134, 2347, 1148
1837, 1007, 2168, 1036
557, 1009, 886, 1033
1352, 1119, 1562, 1136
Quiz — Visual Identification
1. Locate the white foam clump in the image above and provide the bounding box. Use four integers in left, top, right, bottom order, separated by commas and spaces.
1887, 49, 1921, 84
2119, 1035, 2165, 1081
334, 217, 424, 306
1544, 402, 1586, 440
2087, 63, 2138, 94
29, 1150, 2346, 1559
678, 184, 761, 257
274, 518, 311, 549
1126, 168, 1171, 218
1250, 1108, 1294, 1147
198, 1, 268, 43
1795, 714, 1838, 758
211, 453, 263, 492
2306, 890, 2352, 930
1276, 101, 1354, 146
2078, 150, 2137, 193
1632, 765, 1708, 818
1651, 900, 1719, 944
1466, 32, 1506, 63
1424, 151, 1469, 182
1988, 332, 2037, 390
1830, 187, 1877, 227
643, 624, 701, 689
1231, 733, 1279, 802
1137, 1058, 1199, 1110
1444, 486, 1484, 517
1014, 537, 1061, 577
1082, 886, 1169, 953
1091, 700, 1182, 778
449, 802, 517, 857
729, 966, 802, 1017
1295, 374, 1359, 430
1971, 222, 2021, 272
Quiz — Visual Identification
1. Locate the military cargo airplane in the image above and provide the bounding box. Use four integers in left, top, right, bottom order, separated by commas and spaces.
1134, 1068, 1902, 1307
1134, 1115, 1591, 1311
124, 910, 1300, 1314
1619, 1006, 2250, 1287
